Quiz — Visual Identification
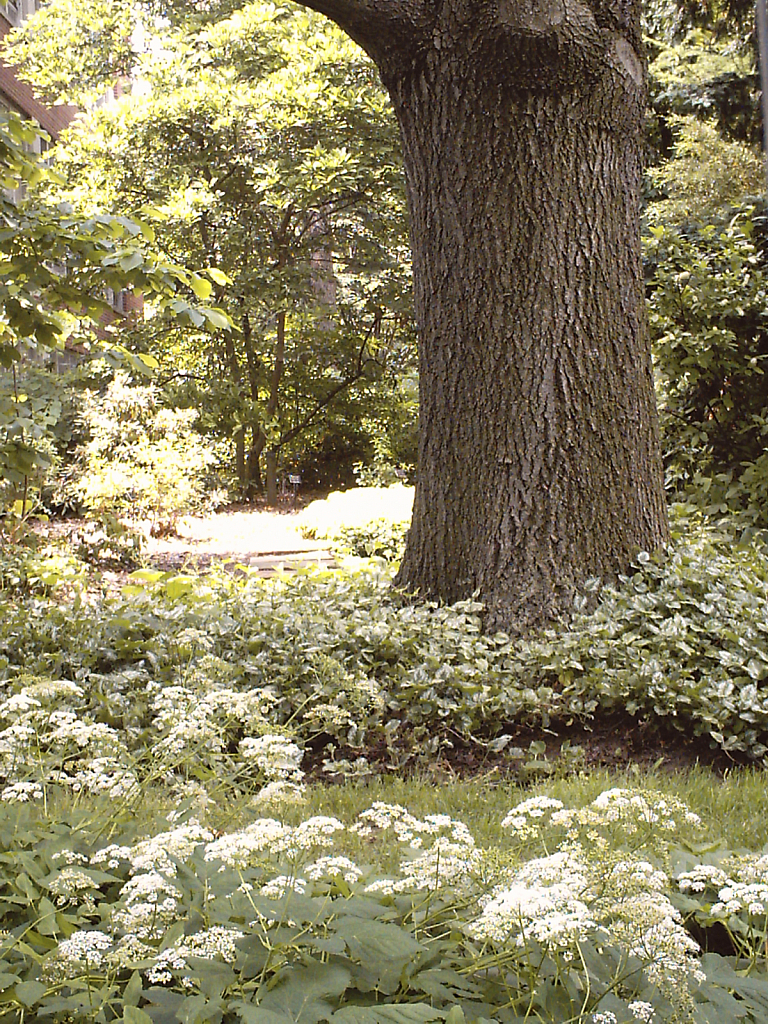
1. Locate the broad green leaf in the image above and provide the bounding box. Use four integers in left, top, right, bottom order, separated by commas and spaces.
13, 981, 48, 1006
122, 1007, 154, 1024
331, 1005, 444, 1024
119, 250, 145, 272
189, 275, 213, 300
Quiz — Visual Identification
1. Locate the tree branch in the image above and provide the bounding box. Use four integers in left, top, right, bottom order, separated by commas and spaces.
288, 0, 430, 59
277, 321, 381, 448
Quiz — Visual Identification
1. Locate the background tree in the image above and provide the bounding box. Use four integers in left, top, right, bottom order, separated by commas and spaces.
0, 111, 228, 509
6, 0, 672, 625
7, 2, 415, 503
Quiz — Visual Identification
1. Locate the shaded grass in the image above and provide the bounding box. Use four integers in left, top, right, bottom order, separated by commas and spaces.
185, 764, 768, 868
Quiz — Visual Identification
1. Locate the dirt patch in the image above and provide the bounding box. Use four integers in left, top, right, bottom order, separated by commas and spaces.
316, 713, 748, 783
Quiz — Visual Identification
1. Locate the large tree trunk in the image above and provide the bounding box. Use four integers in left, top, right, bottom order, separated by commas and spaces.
291, 0, 669, 629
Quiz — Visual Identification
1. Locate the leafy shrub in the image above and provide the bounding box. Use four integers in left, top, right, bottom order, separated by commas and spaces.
0, 546, 86, 595
334, 518, 407, 560
297, 484, 413, 540
68, 373, 216, 534
647, 212, 768, 523
2, 509, 768, 799
1, 787, 767, 1023
72, 514, 145, 570
647, 117, 764, 222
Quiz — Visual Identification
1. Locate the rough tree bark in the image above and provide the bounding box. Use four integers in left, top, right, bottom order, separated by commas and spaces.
287, 0, 669, 629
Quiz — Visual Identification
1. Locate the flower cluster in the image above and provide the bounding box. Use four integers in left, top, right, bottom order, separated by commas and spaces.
351, 802, 474, 849
35, 786, 760, 1024
239, 734, 304, 781
0, 670, 303, 808
501, 795, 565, 838
676, 850, 768, 919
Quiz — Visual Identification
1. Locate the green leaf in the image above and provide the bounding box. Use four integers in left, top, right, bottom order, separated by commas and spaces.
233, 1006, 295, 1024
119, 250, 145, 272
256, 961, 351, 1024
206, 268, 229, 286
332, 918, 425, 963
35, 896, 60, 936
331, 1005, 444, 1024
189, 275, 213, 300
13, 981, 48, 1006
122, 1008, 154, 1024
203, 307, 231, 330
123, 971, 143, 1008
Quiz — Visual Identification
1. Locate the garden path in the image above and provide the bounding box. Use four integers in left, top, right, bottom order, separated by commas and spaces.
148, 503, 337, 574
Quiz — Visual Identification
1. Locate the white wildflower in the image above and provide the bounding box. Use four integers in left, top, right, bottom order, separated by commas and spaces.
364, 878, 398, 895
305, 856, 362, 884
514, 850, 588, 890
51, 849, 89, 865
90, 844, 132, 870
351, 802, 473, 848
26, 679, 83, 701
1, 781, 43, 802
616, 892, 701, 988
733, 853, 768, 885
72, 758, 140, 800
170, 781, 213, 815
470, 881, 596, 948
105, 934, 156, 969
111, 872, 183, 938
128, 819, 214, 876
0, 692, 42, 714
590, 789, 700, 833
251, 780, 307, 808
0, 722, 36, 754
398, 839, 480, 892
49, 868, 99, 903
612, 861, 668, 891
291, 815, 346, 850
48, 714, 121, 753
146, 926, 244, 984
238, 734, 304, 779
204, 819, 290, 868
676, 864, 730, 894
54, 929, 112, 967
628, 1001, 656, 1022
502, 796, 564, 831
145, 945, 188, 985
261, 874, 307, 898
712, 882, 768, 917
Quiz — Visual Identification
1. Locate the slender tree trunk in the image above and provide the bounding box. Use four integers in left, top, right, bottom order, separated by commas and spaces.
265, 448, 279, 507
223, 330, 249, 494
264, 310, 286, 508
247, 429, 264, 496
235, 428, 246, 488
290, 0, 669, 629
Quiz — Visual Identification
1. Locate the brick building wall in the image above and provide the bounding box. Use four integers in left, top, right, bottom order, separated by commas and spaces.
1, 3, 144, 334
0, 3, 77, 138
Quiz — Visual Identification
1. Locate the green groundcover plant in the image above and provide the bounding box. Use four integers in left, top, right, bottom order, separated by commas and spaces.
1, 786, 767, 1023
2, 507, 768, 806
2, 510, 768, 1020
